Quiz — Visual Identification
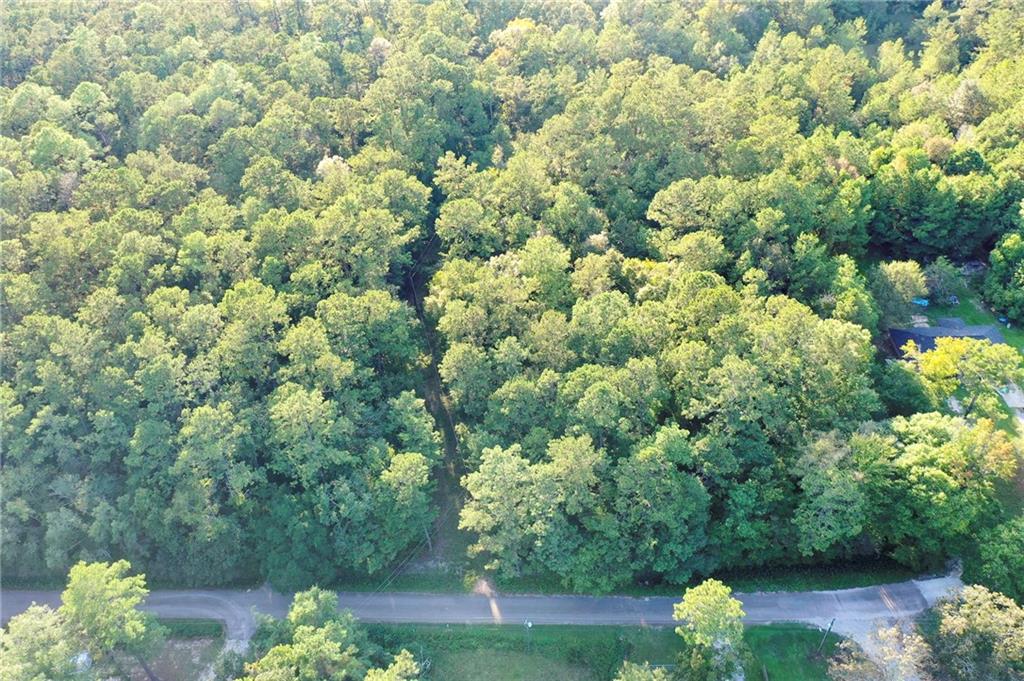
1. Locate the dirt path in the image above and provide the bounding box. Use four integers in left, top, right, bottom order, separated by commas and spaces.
398, 230, 467, 573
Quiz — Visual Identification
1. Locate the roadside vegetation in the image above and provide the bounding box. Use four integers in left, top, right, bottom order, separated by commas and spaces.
365, 623, 680, 681
5, 563, 1023, 681
365, 622, 841, 681
156, 619, 224, 640
829, 585, 1024, 681
746, 626, 841, 681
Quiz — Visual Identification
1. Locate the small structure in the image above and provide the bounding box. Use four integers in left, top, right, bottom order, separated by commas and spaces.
1000, 384, 1024, 408
1001, 383, 1024, 424
910, 314, 930, 328
912, 297, 930, 307
73, 651, 92, 672
960, 260, 987, 276
889, 318, 1006, 355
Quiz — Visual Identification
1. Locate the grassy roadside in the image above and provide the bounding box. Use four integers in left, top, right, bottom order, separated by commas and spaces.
325, 555, 919, 599
491, 557, 919, 596
157, 618, 225, 639
2, 556, 922, 597
745, 625, 841, 681
367, 623, 675, 680
366, 623, 839, 681
0, 573, 264, 591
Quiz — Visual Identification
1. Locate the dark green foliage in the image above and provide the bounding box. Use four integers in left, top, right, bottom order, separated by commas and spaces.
972, 516, 1024, 603
239, 588, 420, 681
0, 1, 442, 589
2, 0, 1023, 600
875, 362, 933, 416
984, 211, 1024, 323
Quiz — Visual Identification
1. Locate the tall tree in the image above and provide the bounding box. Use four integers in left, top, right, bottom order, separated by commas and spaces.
673, 579, 747, 681
0, 604, 86, 681
907, 337, 1023, 418
673, 579, 745, 650
237, 588, 419, 681
60, 561, 165, 680
871, 260, 928, 329
928, 586, 1024, 681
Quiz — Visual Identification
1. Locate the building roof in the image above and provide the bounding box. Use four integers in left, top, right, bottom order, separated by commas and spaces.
1002, 384, 1024, 410
890, 322, 1007, 354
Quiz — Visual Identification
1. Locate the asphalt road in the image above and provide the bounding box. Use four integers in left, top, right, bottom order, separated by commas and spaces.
0, 575, 960, 648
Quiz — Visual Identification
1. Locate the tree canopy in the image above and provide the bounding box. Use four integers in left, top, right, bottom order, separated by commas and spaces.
1, 560, 164, 681
2, 0, 1023, 608
235, 588, 419, 681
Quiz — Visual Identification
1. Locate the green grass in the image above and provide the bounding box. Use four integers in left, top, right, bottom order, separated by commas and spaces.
366, 623, 839, 681
0, 575, 68, 590
366, 623, 678, 681
493, 556, 919, 597
710, 557, 921, 593
157, 618, 225, 639
990, 391, 1024, 454
422, 650, 595, 681
329, 555, 921, 602
745, 625, 841, 681
332, 571, 469, 593
0, 572, 263, 591
2, 556, 923, 599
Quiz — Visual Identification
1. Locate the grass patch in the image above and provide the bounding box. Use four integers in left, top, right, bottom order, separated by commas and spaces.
4, 556, 920, 601
710, 557, 921, 594
989, 397, 1024, 483
745, 625, 841, 681
494, 556, 919, 596
920, 280, 1024, 510
332, 554, 921, 598
366, 623, 678, 680
332, 570, 468, 593
157, 618, 224, 639
420, 650, 596, 681
0, 575, 67, 590
366, 623, 840, 681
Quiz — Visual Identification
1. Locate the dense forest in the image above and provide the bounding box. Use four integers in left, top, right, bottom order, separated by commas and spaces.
2, 0, 1023, 607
